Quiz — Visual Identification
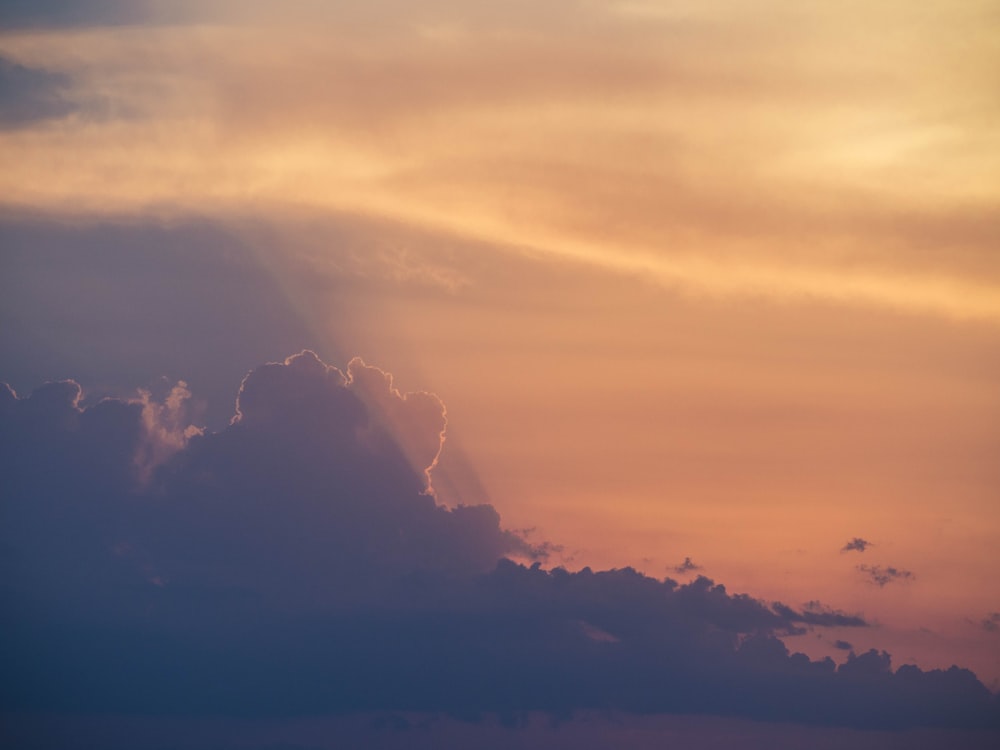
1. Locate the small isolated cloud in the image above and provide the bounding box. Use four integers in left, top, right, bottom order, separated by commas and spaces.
672, 556, 702, 575
833, 640, 853, 651
982, 613, 1000, 633
840, 537, 871, 553
858, 564, 915, 588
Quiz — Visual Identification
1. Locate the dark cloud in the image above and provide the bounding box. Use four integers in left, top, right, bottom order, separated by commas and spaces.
982, 613, 1000, 633
834, 640, 854, 651
673, 556, 703, 575
858, 564, 916, 588
0, 56, 76, 129
841, 537, 872, 553
1, 354, 997, 732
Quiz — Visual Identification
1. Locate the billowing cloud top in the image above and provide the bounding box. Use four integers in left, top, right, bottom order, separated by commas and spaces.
1, 354, 998, 729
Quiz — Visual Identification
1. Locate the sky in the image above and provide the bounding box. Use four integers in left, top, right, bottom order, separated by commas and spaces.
2, 1, 999, 747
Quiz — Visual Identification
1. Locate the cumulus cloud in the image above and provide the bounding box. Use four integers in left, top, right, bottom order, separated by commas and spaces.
841, 537, 872, 553
858, 564, 915, 588
1, 354, 996, 731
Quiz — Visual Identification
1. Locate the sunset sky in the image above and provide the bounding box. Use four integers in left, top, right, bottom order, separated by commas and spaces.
2, 1, 999, 747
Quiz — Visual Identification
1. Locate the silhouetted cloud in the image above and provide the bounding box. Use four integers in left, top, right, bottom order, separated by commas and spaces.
0, 56, 76, 128
982, 613, 1000, 633
858, 564, 915, 588
673, 556, 702, 575
1, 354, 996, 732
841, 537, 872, 553
834, 640, 853, 651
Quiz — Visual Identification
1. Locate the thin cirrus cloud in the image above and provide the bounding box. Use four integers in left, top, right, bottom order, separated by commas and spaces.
0, 1, 998, 324
2, 351, 998, 730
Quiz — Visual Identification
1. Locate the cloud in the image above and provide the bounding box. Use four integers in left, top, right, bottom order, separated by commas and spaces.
2, 5, 999, 326
841, 537, 872, 553
858, 564, 916, 588
0, 56, 76, 128
0, 217, 318, 430
833, 640, 853, 651
774, 601, 867, 630
0, 0, 163, 29
982, 613, 1000, 633
1, 354, 997, 731
672, 556, 702, 574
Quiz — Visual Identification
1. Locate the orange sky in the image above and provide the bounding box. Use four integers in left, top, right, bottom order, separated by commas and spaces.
2, 0, 999, 684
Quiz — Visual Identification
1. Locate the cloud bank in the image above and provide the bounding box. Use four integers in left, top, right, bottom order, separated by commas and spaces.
1, 353, 997, 730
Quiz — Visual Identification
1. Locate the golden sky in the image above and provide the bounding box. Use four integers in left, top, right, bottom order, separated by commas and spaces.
2, 0, 999, 683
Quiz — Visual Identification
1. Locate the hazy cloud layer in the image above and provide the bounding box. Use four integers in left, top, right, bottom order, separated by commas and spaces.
2, 354, 997, 730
